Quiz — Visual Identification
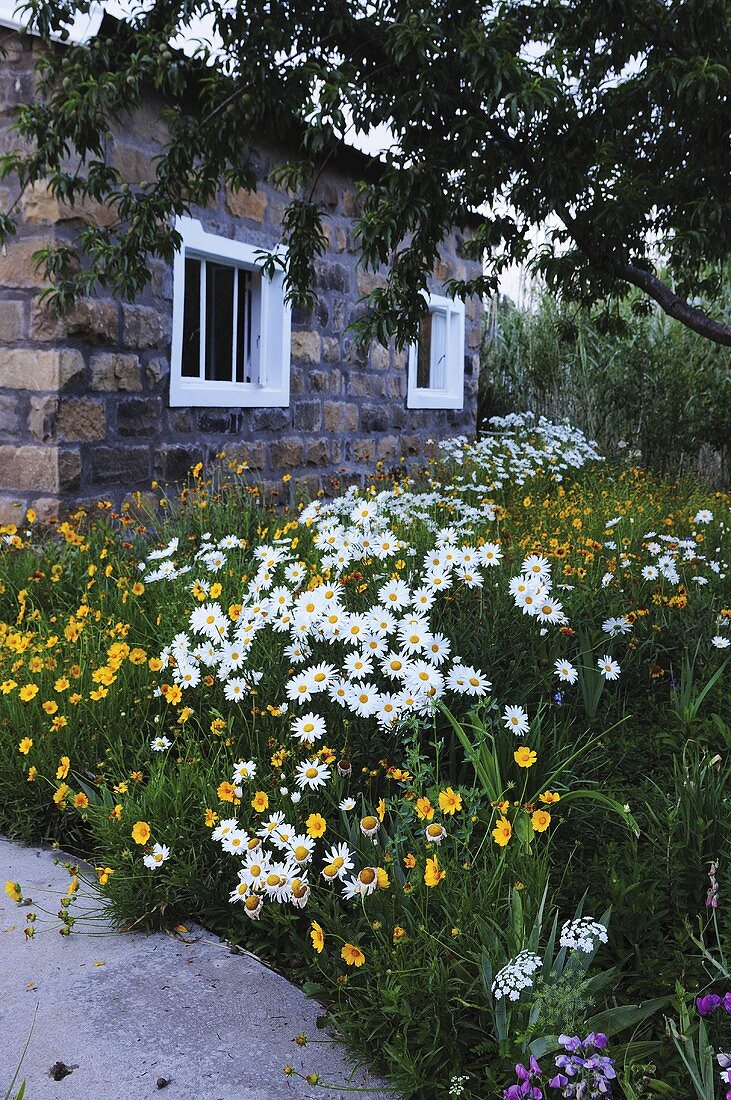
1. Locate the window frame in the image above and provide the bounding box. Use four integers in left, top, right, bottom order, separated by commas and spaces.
170, 216, 291, 408
406, 293, 465, 410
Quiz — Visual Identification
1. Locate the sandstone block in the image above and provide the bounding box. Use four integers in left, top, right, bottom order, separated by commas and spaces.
291, 331, 322, 365
146, 357, 168, 388
348, 374, 386, 399
90, 353, 142, 392
361, 404, 391, 433
368, 344, 390, 371
0, 444, 58, 492
121, 304, 169, 349
56, 398, 106, 442
0, 236, 52, 289
352, 439, 375, 464
270, 437, 305, 469
225, 188, 268, 222
377, 435, 399, 462
306, 438, 329, 467
1, 349, 84, 392
58, 448, 82, 491
22, 181, 117, 228
0, 300, 24, 342
226, 441, 265, 470
0, 494, 26, 524
322, 337, 340, 363
324, 401, 359, 432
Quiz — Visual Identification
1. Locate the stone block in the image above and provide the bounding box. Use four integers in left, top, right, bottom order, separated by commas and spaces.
112, 141, 156, 186
352, 439, 375, 464
146, 357, 168, 388
377, 435, 399, 462
306, 438, 329, 467
28, 395, 58, 442
22, 181, 117, 228
121, 304, 169, 349
388, 374, 406, 399
0, 235, 52, 289
313, 261, 349, 293
361, 404, 391, 433
28, 496, 62, 521
0, 444, 58, 491
90, 353, 142, 392
322, 337, 340, 363
32, 298, 118, 344
347, 374, 386, 399
226, 441, 265, 470
252, 407, 290, 432
92, 444, 150, 486
196, 409, 247, 434
400, 435, 422, 457
290, 367, 306, 396
0, 300, 24, 342
55, 398, 106, 442
324, 401, 359, 432
153, 445, 198, 483
356, 271, 386, 296
117, 398, 160, 435
225, 188, 268, 222
1, 349, 84, 392
326, 225, 348, 253
57, 448, 82, 491
368, 344, 390, 371
0, 393, 23, 436
167, 408, 195, 433
270, 437, 305, 469
0, 494, 26, 524
292, 400, 321, 432
291, 331, 322, 365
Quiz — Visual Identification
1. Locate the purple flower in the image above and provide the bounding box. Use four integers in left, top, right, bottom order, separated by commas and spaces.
697, 994, 723, 1017
503, 1058, 544, 1099
724, 993, 731, 1015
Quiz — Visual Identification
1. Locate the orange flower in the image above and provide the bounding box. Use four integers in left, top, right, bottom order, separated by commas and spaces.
217, 781, 237, 803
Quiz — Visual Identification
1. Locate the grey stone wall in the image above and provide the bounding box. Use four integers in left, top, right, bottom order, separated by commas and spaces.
0, 30, 483, 521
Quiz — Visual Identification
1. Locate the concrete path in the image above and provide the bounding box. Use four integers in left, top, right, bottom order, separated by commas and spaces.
0, 837, 392, 1100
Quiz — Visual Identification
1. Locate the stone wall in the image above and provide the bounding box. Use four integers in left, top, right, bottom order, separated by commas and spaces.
0, 30, 483, 522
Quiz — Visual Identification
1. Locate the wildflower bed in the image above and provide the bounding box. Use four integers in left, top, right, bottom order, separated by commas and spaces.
1, 412, 730, 1100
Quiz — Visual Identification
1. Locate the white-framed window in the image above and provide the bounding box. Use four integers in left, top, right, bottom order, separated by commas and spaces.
407, 294, 465, 410
170, 216, 291, 408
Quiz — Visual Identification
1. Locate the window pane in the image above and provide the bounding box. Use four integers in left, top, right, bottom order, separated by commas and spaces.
429, 310, 447, 390
236, 269, 256, 384
205, 262, 235, 382
416, 314, 432, 389
182, 258, 201, 378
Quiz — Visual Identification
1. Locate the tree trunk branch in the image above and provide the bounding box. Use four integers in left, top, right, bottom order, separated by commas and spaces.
610, 261, 731, 346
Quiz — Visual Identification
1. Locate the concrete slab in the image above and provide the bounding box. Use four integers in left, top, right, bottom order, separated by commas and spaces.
0, 837, 393, 1100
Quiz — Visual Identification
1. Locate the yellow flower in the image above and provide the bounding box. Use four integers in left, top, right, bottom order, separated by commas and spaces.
377, 798, 386, 822
392, 926, 406, 943
5, 881, 22, 902
414, 796, 434, 820
1, 680, 18, 694
204, 808, 218, 827
376, 867, 391, 889
131, 820, 151, 845
250, 790, 268, 812
74, 792, 89, 810
148, 657, 163, 672
109, 804, 123, 821
128, 648, 147, 665
438, 787, 462, 815
18, 737, 33, 755
27, 766, 37, 782
539, 790, 561, 804
19, 683, 39, 703
492, 816, 512, 847
42, 700, 58, 715
89, 687, 108, 701
531, 810, 551, 833
340, 943, 365, 967
403, 852, 416, 869
310, 920, 324, 953
53, 783, 70, 806
50, 716, 68, 732
306, 813, 327, 838
514, 747, 537, 768
56, 756, 70, 780
97, 867, 114, 885
424, 855, 446, 887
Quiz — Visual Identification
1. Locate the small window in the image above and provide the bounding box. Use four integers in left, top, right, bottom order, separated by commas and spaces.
170, 217, 291, 407
407, 294, 465, 410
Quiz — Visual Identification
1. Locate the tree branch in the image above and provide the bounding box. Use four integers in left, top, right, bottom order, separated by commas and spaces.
611, 261, 731, 346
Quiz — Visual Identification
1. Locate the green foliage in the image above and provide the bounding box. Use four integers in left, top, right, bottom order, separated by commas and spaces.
481, 288, 731, 476
2, 0, 731, 343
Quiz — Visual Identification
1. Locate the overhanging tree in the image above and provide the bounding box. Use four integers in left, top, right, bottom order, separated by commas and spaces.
1, 0, 730, 346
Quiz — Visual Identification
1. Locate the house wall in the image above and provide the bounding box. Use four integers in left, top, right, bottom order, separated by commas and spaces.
0, 31, 483, 522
